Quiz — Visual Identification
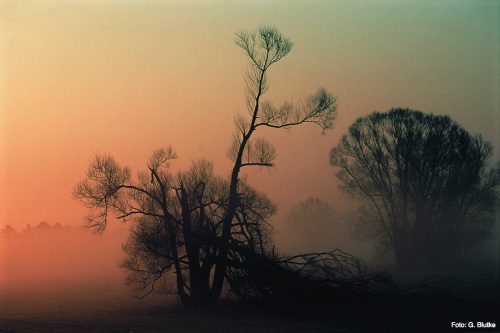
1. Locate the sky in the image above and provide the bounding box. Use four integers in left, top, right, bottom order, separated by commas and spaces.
1, 0, 499, 232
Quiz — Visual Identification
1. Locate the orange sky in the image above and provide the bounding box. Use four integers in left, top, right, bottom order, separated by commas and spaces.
1, 0, 499, 231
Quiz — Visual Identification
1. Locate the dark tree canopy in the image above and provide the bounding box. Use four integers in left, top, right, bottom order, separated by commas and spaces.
75, 153, 275, 303
330, 108, 499, 272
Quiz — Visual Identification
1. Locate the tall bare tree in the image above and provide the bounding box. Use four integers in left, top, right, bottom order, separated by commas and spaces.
211, 25, 337, 300
330, 108, 499, 273
74, 26, 337, 306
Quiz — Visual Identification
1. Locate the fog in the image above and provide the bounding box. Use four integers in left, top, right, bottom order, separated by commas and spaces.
275, 198, 373, 259
1, 212, 498, 332
2, 210, 498, 303
0, 222, 132, 307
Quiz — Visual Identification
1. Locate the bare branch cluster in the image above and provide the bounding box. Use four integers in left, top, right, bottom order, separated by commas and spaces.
226, 247, 397, 300
228, 135, 276, 167
278, 249, 365, 281
148, 146, 177, 170
75, 149, 275, 303
235, 25, 293, 73
256, 88, 337, 132
229, 26, 337, 174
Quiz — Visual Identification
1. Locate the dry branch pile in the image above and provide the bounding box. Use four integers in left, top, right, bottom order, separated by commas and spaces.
225, 248, 398, 301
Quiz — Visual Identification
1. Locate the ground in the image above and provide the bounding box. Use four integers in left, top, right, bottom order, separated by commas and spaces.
1, 277, 499, 333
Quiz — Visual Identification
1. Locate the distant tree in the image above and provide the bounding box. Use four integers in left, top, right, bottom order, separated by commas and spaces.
36, 221, 50, 230
75, 26, 337, 306
330, 108, 499, 272
280, 198, 340, 253
0, 225, 16, 238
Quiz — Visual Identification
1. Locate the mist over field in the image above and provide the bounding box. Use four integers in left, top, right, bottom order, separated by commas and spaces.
1, 216, 498, 332
0, 222, 378, 332
1, 0, 499, 332
0, 223, 127, 301
2, 213, 497, 302
0, 214, 371, 302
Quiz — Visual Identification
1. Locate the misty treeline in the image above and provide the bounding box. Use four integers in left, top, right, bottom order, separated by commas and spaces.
74, 26, 499, 306
0, 222, 71, 238
1, 221, 126, 292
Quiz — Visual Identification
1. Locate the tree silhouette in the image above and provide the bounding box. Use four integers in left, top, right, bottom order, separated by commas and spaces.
74, 26, 337, 306
116, 159, 275, 302
0, 225, 16, 238
330, 108, 499, 273
280, 198, 343, 253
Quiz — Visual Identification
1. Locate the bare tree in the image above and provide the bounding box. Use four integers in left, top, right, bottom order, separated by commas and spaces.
75, 154, 275, 305
330, 108, 499, 273
0, 225, 16, 239
212, 25, 337, 300
279, 198, 344, 254
74, 26, 337, 306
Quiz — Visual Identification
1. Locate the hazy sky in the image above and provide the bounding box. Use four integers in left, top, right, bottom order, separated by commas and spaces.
1, 0, 498, 230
